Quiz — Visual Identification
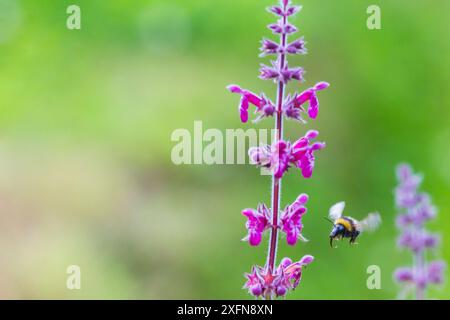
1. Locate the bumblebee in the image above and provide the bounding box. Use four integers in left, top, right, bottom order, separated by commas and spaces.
327, 201, 381, 248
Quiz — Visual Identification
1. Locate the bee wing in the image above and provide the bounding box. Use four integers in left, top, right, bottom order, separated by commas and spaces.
358, 212, 381, 232
329, 201, 345, 220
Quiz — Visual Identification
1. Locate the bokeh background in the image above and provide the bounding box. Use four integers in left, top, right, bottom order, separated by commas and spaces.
0, 0, 449, 299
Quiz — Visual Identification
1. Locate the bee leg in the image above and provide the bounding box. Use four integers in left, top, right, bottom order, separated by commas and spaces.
330, 237, 334, 248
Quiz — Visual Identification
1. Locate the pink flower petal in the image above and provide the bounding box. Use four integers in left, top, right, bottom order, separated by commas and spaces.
314, 81, 330, 91
296, 193, 309, 205
226, 84, 243, 94
239, 98, 249, 123
295, 89, 314, 106
280, 257, 293, 269
305, 130, 319, 140
249, 231, 262, 246
308, 93, 319, 119
286, 231, 298, 245
299, 255, 314, 265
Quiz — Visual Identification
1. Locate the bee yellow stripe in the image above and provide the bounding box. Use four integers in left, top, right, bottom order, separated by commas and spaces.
336, 218, 352, 231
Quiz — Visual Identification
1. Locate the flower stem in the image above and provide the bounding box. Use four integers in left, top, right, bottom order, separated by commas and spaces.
415, 250, 426, 300
267, 14, 288, 275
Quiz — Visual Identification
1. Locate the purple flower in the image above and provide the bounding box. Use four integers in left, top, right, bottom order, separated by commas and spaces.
293, 82, 330, 119
229, 0, 328, 299
413, 199, 437, 223
278, 255, 314, 289
243, 266, 265, 297
271, 141, 291, 178
394, 261, 446, 288
286, 38, 307, 55
268, 6, 284, 17
427, 260, 446, 284
243, 255, 314, 298
242, 204, 271, 246
227, 85, 276, 123
268, 20, 298, 35
397, 196, 437, 228
282, 94, 307, 123
393, 164, 447, 300
291, 130, 326, 178
260, 38, 280, 57
395, 163, 423, 209
280, 194, 309, 245
285, 5, 301, 17
248, 145, 272, 168
268, 1, 301, 18
397, 230, 440, 253
279, 64, 303, 84
249, 131, 325, 179
394, 267, 414, 283
395, 266, 424, 288
259, 61, 280, 81
260, 61, 303, 84
248, 140, 291, 179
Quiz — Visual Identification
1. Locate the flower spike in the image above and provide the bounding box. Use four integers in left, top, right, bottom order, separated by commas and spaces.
227, 0, 329, 299
393, 164, 446, 299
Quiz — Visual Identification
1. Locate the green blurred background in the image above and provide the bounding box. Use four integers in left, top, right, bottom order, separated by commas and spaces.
0, 0, 449, 299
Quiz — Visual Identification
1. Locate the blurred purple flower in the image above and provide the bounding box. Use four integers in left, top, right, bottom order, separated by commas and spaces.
394, 261, 446, 288
397, 230, 440, 253
393, 164, 446, 299
397, 196, 437, 228
395, 163, 423, 209
394, 267, 414, 282
427, 260, 446, 284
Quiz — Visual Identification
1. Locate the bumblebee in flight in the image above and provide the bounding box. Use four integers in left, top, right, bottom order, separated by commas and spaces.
327, 201, 381, 248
